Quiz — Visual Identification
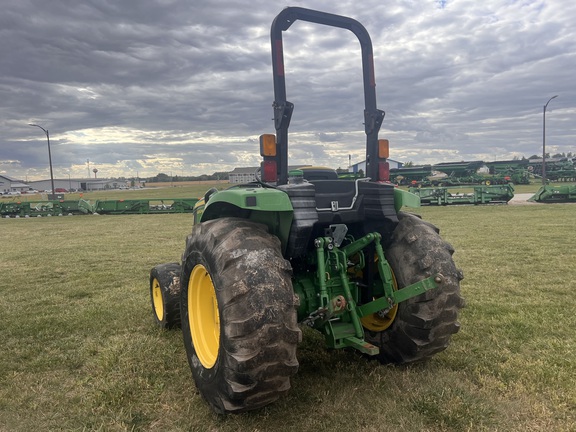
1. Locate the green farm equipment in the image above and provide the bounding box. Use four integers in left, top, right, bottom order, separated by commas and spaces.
149, 7, 464, 414
410, 184, 515, 205
0, 199, 94, 217
389, 165, 434, 185
0, 197, 198, 217
92, 198, 198, 214
528, 185, 576, 203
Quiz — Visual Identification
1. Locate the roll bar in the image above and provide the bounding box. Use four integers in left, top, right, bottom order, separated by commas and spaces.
270, 7, 385, 184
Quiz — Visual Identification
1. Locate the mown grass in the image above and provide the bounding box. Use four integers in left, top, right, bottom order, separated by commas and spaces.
10, 180, 226, 203
1, 201, 575, 431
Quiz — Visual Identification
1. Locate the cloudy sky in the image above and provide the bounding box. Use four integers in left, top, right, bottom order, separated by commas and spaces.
1, 0, 574, 181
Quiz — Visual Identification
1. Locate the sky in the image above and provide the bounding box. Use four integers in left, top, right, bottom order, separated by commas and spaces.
1, 0, 574, 181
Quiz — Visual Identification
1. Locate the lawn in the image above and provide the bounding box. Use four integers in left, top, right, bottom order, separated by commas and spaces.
0, 201, 575, 431
10, 180, 227, 203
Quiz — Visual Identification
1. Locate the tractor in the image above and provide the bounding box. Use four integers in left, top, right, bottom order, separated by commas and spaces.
149, 7, 464, 414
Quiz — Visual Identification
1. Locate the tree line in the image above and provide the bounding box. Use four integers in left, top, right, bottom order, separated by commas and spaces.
146, 172, 229, 183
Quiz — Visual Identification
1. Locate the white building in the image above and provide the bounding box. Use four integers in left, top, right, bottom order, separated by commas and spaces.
0, 175, 29, 194
228, 165, 314, 184
228, 167, 259, 184
2, 176, 126, 192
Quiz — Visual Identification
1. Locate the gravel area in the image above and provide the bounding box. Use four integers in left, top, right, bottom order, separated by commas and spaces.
508, 193, 537, 205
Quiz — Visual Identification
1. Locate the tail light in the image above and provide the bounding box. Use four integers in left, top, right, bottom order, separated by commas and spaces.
378, 161, 390, 182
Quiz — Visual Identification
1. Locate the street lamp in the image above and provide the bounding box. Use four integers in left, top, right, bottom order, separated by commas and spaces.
29, 123, 56, 199
542, 95, 558, 185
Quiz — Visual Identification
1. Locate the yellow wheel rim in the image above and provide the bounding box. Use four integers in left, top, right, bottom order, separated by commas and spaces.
152, 278, 164, 321
188, 264, 220, 369
361, 272, 399, 332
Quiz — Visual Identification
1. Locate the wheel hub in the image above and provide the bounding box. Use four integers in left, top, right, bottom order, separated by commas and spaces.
188, 264, 220, 369
152, 278, 164, 321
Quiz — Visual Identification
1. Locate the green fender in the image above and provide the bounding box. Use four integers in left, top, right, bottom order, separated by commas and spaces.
198, 187, 294, 252
193, 186, 417, 252
393, 187, 421, 210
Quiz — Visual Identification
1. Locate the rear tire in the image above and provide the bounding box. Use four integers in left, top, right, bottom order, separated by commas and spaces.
150, 262, 182, 329
365, 212, 464, 364
180, 217, 301, 414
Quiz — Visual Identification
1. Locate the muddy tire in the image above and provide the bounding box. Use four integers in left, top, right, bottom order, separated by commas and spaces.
150, 262, 182, 329
180, 217, 301, 414
365, 212, 464, 364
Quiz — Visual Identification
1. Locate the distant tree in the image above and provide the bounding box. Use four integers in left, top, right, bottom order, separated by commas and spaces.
403, 161, 414, 167
212, 171, 229, 180
150, 173, 171, 183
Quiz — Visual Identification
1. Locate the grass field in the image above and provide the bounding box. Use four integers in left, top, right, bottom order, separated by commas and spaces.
1, 198, 575, 431
7, 180, 227, 203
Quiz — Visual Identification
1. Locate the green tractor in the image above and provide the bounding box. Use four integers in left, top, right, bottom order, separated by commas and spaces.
149, 7, 464, 414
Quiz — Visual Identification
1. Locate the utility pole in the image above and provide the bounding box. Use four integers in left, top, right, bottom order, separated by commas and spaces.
29, 124, 56, 199
542, 95, 558, 185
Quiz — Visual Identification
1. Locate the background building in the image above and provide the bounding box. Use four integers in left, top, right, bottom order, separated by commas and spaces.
228, 165, 314, 184
0, 175, 29, 194
1, 174, 129, 193
27, 178, 124, 192
228, 167, 258, 184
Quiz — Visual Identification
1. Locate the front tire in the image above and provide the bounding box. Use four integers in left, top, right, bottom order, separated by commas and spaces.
365, 212, 464, 364
150, 263, 182, 329
180, 218, 301, 414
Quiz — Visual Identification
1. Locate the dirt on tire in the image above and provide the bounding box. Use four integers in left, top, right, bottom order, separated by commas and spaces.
180, 217, 301, 413
366, 211, 465, 364
150, 262, 182, 329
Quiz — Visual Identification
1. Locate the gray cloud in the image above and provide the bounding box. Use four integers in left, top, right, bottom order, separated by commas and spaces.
1, 0, 574, 180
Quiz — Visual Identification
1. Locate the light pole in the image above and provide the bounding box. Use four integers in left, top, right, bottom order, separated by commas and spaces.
542, 95, 558, 185
29, 123, 56, 199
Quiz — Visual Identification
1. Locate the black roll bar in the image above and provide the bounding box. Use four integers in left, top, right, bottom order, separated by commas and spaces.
270, 7, 385, 184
